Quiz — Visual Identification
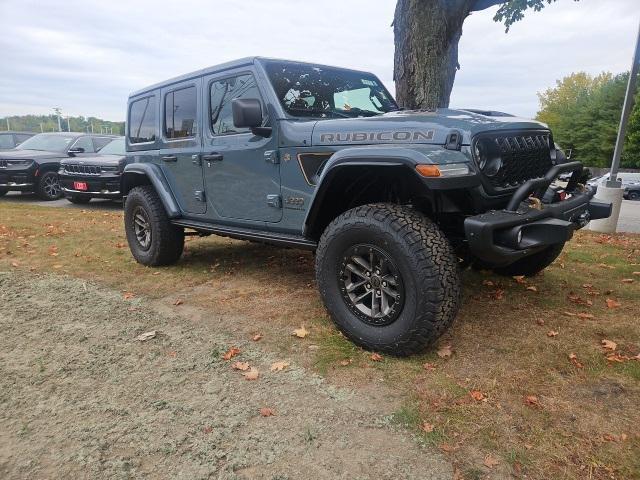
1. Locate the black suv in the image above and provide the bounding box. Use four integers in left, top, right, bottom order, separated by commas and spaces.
0, 131, 35, 151
59, 137, 127, 204
0, 132, 116, 200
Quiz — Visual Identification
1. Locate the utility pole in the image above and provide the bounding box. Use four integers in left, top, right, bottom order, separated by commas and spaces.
40, 123, 44, 133
53, 107, 62, 132
67, 116, 71, 132
590, 21, 640, 233
5, 118, 9, 131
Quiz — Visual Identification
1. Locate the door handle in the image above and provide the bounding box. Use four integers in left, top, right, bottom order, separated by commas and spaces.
202, 153, 223, 162
161, 155, 177, 162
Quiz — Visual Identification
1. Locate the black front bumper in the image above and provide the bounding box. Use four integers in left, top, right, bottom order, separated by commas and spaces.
464, 162, 612, 266
0, 167, 37, 191
59, 173, 122, 199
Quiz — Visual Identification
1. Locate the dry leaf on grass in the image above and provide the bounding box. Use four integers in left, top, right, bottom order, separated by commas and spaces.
633, 271, 640, 276
569, 352, 584, 368
491, 288, 505, 300
252, 333, 263, 342
621, 278, 635, 284
421, 421, 434, 433
423, 362, 437, 371
512, 275, 526, 284
173, 299, 183, 306
11, 262, 19, 267
601, 339, 617, 351
483, 454, 500, 469
222, 347, 241, 361
470, 390, 486, 401
292, 326, 309, 338
339, 359, 353, 366
231, 361, 250, 371
547, 330, 559, 337
136, 330, 156, 342
526, 285, 538, 292
259, 407, 275, 417
243, 368, 259, 380
605, 298, 621, 309
370, 353, 383, 362
577, 312, 594, 320
439, 442, 457, 453
123, 292, 135, 300
524, 395, 542, 408
270, 361, 290, 372
437, 345, 453, 359
202, 426, 213, 434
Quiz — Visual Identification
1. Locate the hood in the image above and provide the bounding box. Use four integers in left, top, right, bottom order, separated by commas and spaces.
61, 154, 126, 167
0, 149, 67, 160
311, 108, 548, 147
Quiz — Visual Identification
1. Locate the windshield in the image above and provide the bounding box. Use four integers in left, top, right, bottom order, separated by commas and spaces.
17, 134, 76, 153
0, 135, 14, 149
264, 61, 398, 119
97, 137, 125, 155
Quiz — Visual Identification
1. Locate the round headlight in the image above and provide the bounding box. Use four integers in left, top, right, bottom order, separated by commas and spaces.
474, 138, 502, 177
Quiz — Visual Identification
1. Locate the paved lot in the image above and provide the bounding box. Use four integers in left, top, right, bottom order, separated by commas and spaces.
2, 192, 639, 233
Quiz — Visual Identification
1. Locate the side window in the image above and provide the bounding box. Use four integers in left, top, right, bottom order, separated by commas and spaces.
93, 137, 112, 151
210, 74, 264, 135
16, 134, 32, 144
129, 96, 156, 144
164, 86, 197, 139
72, 136, 96, 153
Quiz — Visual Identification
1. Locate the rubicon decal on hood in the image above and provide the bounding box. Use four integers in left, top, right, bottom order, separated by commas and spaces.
318, 130, 435, 143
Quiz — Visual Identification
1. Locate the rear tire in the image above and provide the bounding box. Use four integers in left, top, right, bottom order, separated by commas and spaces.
124, 185, 184, 266
316, 203, 461, 356
67, 195, 91, 205
629, 191, 639, 201
36, 171, 62, 200
492, 243, 565, 277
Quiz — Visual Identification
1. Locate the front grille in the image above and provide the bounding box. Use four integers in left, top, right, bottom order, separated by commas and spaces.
63, 164, 102, 175
476, 132, 553, 190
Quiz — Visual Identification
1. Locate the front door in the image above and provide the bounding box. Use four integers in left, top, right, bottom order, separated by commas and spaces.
159, 79, 205, 214
202, 70, 281, 223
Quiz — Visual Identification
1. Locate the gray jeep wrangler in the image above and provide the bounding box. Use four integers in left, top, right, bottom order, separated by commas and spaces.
122, 57, 611, 356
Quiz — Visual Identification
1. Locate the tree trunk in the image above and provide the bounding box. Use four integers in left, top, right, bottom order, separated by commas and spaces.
393, 0, 477, 109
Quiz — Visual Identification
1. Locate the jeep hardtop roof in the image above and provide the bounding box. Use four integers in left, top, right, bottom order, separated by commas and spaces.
128, 57, 382, 99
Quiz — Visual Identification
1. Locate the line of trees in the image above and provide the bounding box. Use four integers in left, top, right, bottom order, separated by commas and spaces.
0, 115, 125, 136
536, 72, 640, 169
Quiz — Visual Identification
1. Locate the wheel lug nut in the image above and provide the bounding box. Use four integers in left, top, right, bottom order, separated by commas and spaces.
366, 272, 371, 276
382, 281, 387, 287
366, 284, 371, 289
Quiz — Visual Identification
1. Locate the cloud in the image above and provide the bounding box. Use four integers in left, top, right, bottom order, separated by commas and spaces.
0, 0, 638, 121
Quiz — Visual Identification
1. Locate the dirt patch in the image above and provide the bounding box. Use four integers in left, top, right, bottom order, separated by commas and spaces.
0, 270, 452, 480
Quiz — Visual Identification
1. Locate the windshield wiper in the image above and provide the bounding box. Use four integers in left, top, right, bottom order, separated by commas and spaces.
286, 107, 350, 119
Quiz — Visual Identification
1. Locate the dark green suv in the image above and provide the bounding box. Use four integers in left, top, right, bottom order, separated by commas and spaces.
121, 57, 611, 356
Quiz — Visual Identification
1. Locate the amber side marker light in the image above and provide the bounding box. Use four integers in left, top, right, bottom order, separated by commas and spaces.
416, 165, 441, 177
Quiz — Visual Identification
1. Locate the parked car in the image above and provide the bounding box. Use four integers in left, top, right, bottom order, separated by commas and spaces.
0, 132, 116, 200
624, 182, 640, 200
0, 131, 35, 151
120, 57, 611, 356
587, 172, 640, 191
59, 137, 126, 204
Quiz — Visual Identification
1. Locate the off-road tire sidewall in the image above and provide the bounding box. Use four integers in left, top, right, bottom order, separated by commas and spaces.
36, 171, 62, 201
124, 186, 184, 266
316, 203, 461, 356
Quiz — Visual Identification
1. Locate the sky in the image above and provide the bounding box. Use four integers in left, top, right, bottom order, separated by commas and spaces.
0, 0, 639, 122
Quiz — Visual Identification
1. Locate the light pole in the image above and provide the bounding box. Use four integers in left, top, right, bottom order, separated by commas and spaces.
590, 21, 640, 233
53, 107, 62, 132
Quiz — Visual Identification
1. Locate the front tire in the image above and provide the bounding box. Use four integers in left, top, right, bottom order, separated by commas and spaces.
124, 185, 184, 266
491, 242, 565, 277
67, 195, 91, 205
316, 204, 461, 356
629, 191, 640, 201
36, 172, 62, 200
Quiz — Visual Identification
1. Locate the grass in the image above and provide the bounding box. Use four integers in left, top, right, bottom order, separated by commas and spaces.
1, 202, 639, 479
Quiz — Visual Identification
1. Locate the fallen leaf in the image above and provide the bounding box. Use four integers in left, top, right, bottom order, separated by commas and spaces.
173, 298, 183, 306
563, 311, 576, 317
11, 262, 19, 267
259, 407, 275, 417
437, 345, 453, 359
484, 454, 500, 469
470, 390, 486, 401
423, 362, 437, 371
439, 442, 457, 453
536, 318, 545, 326
152, 271, 161, 276
339, 359, 353, 366
491, 288, 505, 300
603, 433, 618, 442
621, 278, 635, 284
167, 350, 177, 358
252, 333, 263, 342
243, 368, 259, 380
513, 275, 526, 284
222, 347, 241, 361
526, 285, 538, 292
524, 395, 542, 408
577, 313, 594, 320
270, 361, 290, 372
292, 326, 309, 338
370, 353, 383, 362
547, 330, 559, 337
136, 330, 156, 342
633, 271, 640, 276
601, 339, 617, 351
605, 298, 621, 309
202, 426, 213, 434
421, 421, 435, 433
123, 292, 135, 300
232, 361, 250, 371
621, 433, 628, 441
569, 352, 584, 368
606, 353, 628, 363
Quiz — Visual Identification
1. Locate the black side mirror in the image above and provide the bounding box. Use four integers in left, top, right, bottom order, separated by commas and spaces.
68, 147, 85, 156
232, 98, 271, 137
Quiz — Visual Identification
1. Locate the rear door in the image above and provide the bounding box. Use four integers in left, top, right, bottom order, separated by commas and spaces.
159, 79, 206, 214
202, 69, 281, 223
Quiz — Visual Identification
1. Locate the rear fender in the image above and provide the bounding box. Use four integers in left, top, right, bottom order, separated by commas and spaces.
122, 163, 180, 218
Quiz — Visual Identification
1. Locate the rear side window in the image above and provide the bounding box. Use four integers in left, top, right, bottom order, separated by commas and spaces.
0, 135, 14, 148
72, 136, 96, 153
93, 137, 113, 151
164, 86, 197, 139
129, 96, 156, 144
16, 134, 33, 144
210, 74, 263, 135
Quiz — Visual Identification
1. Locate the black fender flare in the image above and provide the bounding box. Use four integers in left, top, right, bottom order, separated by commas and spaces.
122, 163, 181, 218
